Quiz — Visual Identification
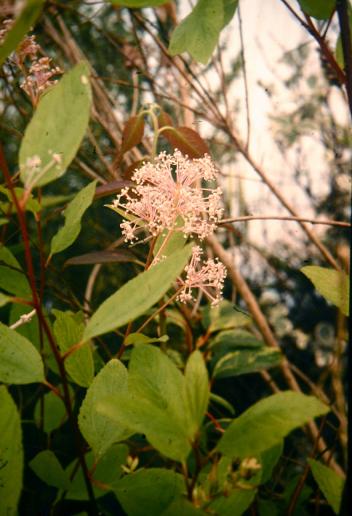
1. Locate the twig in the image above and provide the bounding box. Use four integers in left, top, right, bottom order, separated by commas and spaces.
336, 0, 352, 117
238, 1, 251, 150
219, 215, 351, 228
10, 309, 36, 330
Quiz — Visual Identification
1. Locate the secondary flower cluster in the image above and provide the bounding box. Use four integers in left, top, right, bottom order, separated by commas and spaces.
0, 19, 62, 106
114, 150, 226, 305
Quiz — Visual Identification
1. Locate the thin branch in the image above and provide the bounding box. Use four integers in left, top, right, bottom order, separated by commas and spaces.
238, 0, 251, 150
219, 215, 351, 228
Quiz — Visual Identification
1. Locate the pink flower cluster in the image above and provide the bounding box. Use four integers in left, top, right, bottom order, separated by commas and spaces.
114, 150, 223, 241
0, 19, 62, 106
177, 246, 226, 306
114, 150, 227, 305
16, 36, 62, 106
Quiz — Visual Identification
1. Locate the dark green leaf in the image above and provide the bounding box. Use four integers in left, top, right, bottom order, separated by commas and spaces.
213, 348, 282, 379
64, 444, 129, 500
19, 62, 92, 188
169, 0, 224, 64
50, 181, 96, 256
217, 392, 329, 459
210, 489, 256, 516
0, 387, 23, 515
185, 350, 209, 431
308, 459, 345, 514
53, 310, 94, 387
0, 322, 45, 384
29, 450, 70, 490
114, 468, 184, 516
298, 0, 335, 19
223, 0, 239, 28
0, 246, 31, 298
34, 391, 67, 434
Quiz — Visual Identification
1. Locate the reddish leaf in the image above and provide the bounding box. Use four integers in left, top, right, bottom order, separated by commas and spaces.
64, 250, 138, 267
158, 109, 174, 128
123, 160, 145, 180
95, 180, 133, 199
161, 126, 210, 158
120, 115, 145, 155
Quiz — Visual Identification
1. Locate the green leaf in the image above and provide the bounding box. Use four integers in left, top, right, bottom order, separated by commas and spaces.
0, 0, 45, 66
34, 391, 67, 434
259, 441, 283, 484
160, 127, 210, 157
203, 300, 251, 333
83, 244, 192, 341
169, 0, 224, 64
0, 186, 41, 214
19, 61, 92, 188
50, 181, 96, 256
64, 444, 128, 500
29, 450, 70, 490
109, 0, 169, 7
0, 322, 45, 384
124, 332, 169, 346
78, 359, 132, 459
213, 348, 282, 379
217, 392, 329, 459
209, 392, 235, 415
209, 329, 264, 350
98, 345, 194, 462
0, 387, 23, 516
185, 350, 209, 431
114, 468, 184, 516
209, 489, 256, 516
301, 266, 350, 316
298, 0, 335, 19
161, 498, 203, 515
308, 459, 345, 514
223, 0, 239, 28
53, 310, 94, 387
0, 246, 31, 298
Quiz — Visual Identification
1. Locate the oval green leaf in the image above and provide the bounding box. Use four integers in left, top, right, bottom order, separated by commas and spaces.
78, 359, 132, 459
308, 459, 345, 514
50, 181, 96, 256
213, 348, 282, 379
29, 450, 70, 490
19, 61, 92, 188
217, 391, 329, 459
53, 310, 94, 388
0, 322, 45, 384
169, 0, 224, 64
301, 265, 350, 316
83, 244, 192, 341
298, 0, 335, 19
